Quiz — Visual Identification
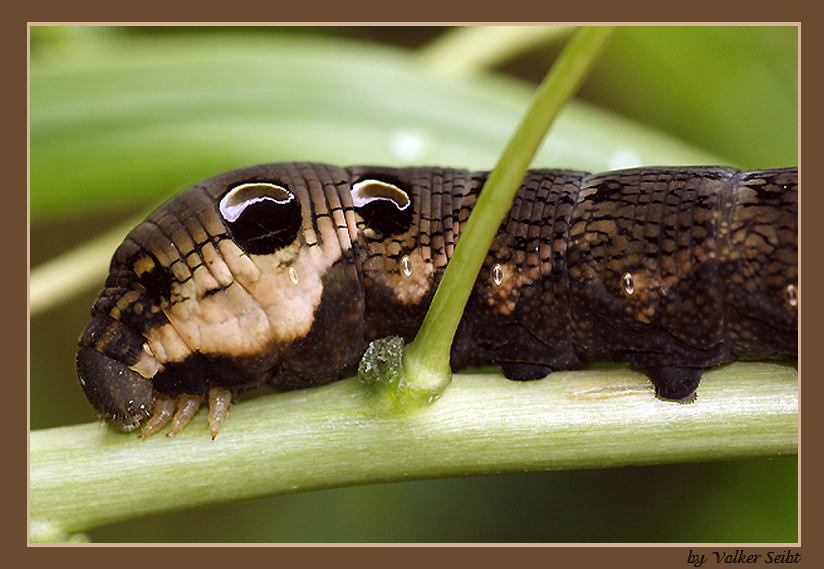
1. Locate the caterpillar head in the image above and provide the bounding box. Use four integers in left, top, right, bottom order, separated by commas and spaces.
76, 310, 159, 431
75, 163, 367, 435
76, 344, 154, 431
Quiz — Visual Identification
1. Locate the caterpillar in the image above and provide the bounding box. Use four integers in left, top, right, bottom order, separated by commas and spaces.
77, 163, 798, 437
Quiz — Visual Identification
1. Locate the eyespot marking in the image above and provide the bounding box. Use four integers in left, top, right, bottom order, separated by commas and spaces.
218, 182, 302, 255
352, 179, 413, 236
352, 179, 410, 210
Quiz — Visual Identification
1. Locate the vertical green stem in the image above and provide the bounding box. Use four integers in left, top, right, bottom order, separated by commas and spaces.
401, 26, 617, 399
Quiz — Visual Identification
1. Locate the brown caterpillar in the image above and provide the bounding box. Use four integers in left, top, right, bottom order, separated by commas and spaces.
76, 163, 798, 437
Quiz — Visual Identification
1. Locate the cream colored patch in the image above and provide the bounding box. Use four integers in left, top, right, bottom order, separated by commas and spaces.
389, 249, 434, 305
200, 241, 235, 287
149, 231, 345, 365
132, 255, 156, 277
108, 290, 142, 319
621, 269, 667, 324
483, 262, 543, 316
130, 342, 163, 378
246, 243, 333, 341
190, 264, 222, 300
145, 321, 197, 365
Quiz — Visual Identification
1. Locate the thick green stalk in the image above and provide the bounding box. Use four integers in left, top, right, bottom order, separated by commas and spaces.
401, 27, 617, 399
30, 362, 797, 542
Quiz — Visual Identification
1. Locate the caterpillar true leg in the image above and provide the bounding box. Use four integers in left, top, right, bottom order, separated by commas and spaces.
167, 394, 206, 437
139, 393, 176, 438
208, 386, 233, 439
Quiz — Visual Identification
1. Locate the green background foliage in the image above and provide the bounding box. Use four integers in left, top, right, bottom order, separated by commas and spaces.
29, 25, 797, 542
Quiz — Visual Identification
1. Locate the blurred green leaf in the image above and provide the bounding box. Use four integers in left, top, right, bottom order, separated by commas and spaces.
579, 26, 797, 168
30, 29, 724, 223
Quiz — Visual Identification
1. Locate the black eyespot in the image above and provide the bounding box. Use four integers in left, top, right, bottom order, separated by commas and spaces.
218, 182, 302, 255
351, 179, 413, 236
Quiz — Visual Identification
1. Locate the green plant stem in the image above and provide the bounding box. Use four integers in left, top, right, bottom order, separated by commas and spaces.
29, 362, 797, 542
402, 27, 617, 399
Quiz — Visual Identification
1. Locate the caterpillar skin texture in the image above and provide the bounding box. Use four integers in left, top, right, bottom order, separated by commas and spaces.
76, 163, 798, 437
